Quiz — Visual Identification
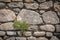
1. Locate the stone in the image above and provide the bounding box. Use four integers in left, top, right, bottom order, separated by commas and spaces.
17, 9, 43, 24
0, 3, 5, 8
6, 37, 15, 40
12, 0, 23, 2
4, 0, 11, 2
0, 22, 14, 30
24, 3, 38, 9
33, 31, 45, 36
46, 32, 53, 37
27, 36, 36, 40
37, 37, 48, 40
40, 10, 45, 14
0, 37, 3, 40
17, 31, 22, 36
0, 31, 5, 36
50, 36, 59, 40
37, 0, 46, 2
42, 11, 59, 24
16, 37, 26, 40
0, 0, 3, 1
24, 31, 32, 36
40, 25, 55, 32
54, 33, 60, 36
7, 31, 16, 36
8, 2, 23, 8
25, 0, 34, 2
0, 9, 16, 22
28, 25, 38, 31
39, 1, 53, 9
55, 25, 60, 32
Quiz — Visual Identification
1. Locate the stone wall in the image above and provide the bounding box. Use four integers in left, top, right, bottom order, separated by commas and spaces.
0, 0, 60, 40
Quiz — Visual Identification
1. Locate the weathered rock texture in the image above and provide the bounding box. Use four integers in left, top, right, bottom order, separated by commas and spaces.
0, 0, 60, 40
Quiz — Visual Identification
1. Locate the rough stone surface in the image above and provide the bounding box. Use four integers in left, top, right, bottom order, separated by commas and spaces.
55, 25, 60, 32
17, 31, 22, 36
0, 22, 14, 30
4, 0, 11, 2
28, 25, 38, 31
39, 1, 53, 9
0, 37, 3, 40
42, 11, 59, 24
25, 0, 34, 2
0, 31, 5, 36
40, 25, 55, 32
27, 36, 36, 40
7, 31, 16, 36
12, 0, 23, 2
16, 37, 26, 40
0, 3, 5, 8
33, 31, 45, 36
24, 3, 38, 9
46, 32, 53, 37
0, 9, 16, 22
37, 0, 46, 2
8, 2, 23, 8
37, 37, 48, 40
17, 9, 43, 24
6, 37, 15, 40
24, 31, 32, 36
50, 36, 59, 40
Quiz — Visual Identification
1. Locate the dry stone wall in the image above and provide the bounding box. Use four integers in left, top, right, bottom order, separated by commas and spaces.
0, 0, 60, 40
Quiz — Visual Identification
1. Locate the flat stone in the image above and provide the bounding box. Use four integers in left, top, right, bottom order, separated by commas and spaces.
40, 25, 55, 32
12, 0, 23, 2
24, 3, 38, 9
8, 2, 23, 8
50, 36, 59, 40
25, 0, 34, 2
46, 32, 53, 37
0, 22, 14, 30
24, 31, 32, 36
6, 37, 15, 40
7, 31, 16, 36
39, 1, 53, 9
55, 25, 60, 32
16, 37, 26, 40
0, 9, 16, 22
27, 36, 36, 40
37, 0, 46, 2
17, 9, 43, 24
0, 31, 5, 36
33, 31, 45, 36
28, 25, 38, 31
42, 11, 59, 24
0, 3, 5, 8
37, 37, 48, 40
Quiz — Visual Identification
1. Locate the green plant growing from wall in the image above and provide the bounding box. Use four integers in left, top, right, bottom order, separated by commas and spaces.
13, 20, 30, 36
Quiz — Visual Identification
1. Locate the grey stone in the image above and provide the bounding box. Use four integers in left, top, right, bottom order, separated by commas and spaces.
37, 37, 48, 40
42, 11, 59, 24
37, 0, 46, 2
8, 2, 23, 8
6, 37, 15, 40
24, 3, 38, 9
46, 32, 53, 37
0, 22, 14, 30
0, 31, 5, 36
28, 25, 38, 31
27, 36, 36, 40
40, 10, 45, 13
50, 36, 59, 40
55, 25, 60, 32
12, 0, 23, 2
33, 31, 45, 36
16, 37, 26, 40
25, 0, 34, 2
0, 37, 3, 40
4, 0, 11, 2
17, 9, 43, 24
40, 25, 55, 32
17, 31, 22, 36
0, 3, 5, 8
24, 31, 32, 36
0, 0, 3, 1
0, 9, 16, 22
54, 33, 60, 36
7, 31, 16, 36
39, 1, 53, 9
